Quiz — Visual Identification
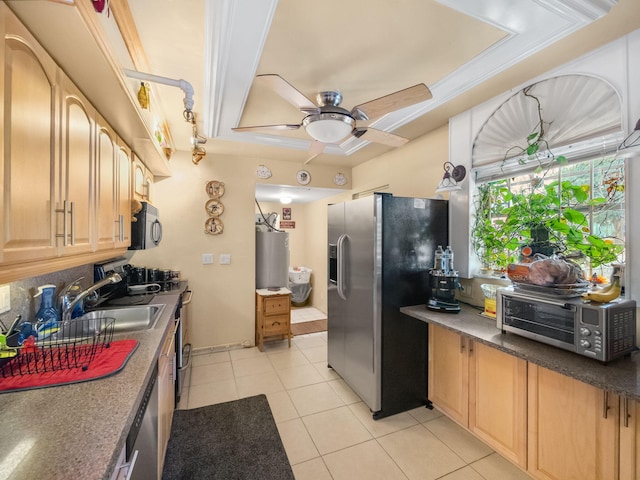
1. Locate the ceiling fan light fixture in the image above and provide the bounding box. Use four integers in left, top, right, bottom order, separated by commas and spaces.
303, 113, 354, 144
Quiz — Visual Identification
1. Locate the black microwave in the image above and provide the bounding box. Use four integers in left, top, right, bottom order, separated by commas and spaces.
129, 202, 162, 250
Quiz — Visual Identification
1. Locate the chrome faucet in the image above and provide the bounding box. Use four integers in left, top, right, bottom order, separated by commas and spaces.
61, 273, 122, 322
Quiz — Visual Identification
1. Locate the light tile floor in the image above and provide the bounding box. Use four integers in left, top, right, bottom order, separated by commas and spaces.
291, 307, 327, 324
178, 332, 532, 480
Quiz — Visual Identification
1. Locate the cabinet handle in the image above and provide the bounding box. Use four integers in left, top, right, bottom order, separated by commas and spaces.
63, 200, 69, 246
55, 201, 74, 246
460, 337, 465, 353
469, 340, 473, 354
624, 397, 630, 428
115, 214, 124, 242
68, 201, 75, 245
602, 391, 610, 419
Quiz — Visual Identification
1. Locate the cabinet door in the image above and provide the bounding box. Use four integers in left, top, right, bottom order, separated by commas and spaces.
132, 153, 147, 201
620, 397, 640, 480
469, 342, 527, 468
115, 142, 131, 248
158, 329, 176, 474
528, 365, 618, 480
58, 74, 94, 256
428, 324, 468, 426
0, 12, 58, 265
95, 118, 116, 250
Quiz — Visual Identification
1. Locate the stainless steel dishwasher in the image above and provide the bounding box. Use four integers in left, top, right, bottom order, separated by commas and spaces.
126, 365, 159, 480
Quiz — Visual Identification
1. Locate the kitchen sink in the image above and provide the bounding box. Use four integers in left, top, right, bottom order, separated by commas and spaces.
87, 304, 166, 333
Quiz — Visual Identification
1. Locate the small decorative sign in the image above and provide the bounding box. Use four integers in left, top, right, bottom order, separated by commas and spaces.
282, 208, 291, 220
280, 221, 296, 229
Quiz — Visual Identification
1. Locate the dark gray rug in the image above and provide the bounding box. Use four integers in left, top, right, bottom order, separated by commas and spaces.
162, 394, 294, 480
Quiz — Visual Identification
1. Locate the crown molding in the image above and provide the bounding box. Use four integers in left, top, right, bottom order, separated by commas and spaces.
204, 0, 617, 156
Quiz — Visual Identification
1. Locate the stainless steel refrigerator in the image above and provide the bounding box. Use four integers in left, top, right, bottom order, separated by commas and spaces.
328, 193, 448, 419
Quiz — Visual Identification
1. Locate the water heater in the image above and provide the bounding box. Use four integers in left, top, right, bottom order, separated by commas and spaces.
256, 231, 289, 289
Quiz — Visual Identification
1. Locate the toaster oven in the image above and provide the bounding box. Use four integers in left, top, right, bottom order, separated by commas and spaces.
497, 287, 636, 362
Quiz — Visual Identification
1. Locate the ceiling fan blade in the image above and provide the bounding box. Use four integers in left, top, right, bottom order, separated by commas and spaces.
353, 127, 409, 147
350, 84, 432, 121
304, 141, 326, 165
256, 74, 320, 113
232, 123, 301, 133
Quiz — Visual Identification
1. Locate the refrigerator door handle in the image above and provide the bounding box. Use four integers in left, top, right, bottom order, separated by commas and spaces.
337, 234, 348, 300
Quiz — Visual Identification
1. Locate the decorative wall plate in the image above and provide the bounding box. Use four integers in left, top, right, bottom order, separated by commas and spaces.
205, 180, 225, 198
205, 217, 224, 235
296, 170, 311, 185
256, 165, 272, 179
205, 198, 225, 217
333, 173, 348, 186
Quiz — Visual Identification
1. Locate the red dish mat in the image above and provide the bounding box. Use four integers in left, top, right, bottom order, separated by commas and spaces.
0, 339, 139, 393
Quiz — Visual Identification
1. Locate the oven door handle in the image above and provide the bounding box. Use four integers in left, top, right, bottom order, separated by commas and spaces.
182, 290, 193, 305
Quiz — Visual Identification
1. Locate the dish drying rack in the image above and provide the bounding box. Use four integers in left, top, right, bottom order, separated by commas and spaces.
0, 317, 114, 378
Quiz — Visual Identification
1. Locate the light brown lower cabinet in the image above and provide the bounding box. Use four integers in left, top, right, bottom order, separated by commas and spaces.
430, 323, 640, 480
528, 365, 618, 480
157, 325, 176, 477
428, 324, 528, 468
620, 397, 640, 480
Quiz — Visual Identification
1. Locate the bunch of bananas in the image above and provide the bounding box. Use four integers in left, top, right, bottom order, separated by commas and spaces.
582, 276, 621, 303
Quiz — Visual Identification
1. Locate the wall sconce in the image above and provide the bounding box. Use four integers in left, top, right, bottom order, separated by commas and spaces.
436, 162, 466, 193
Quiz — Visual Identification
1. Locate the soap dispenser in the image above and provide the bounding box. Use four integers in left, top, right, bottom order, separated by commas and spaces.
34, 284, 60, 339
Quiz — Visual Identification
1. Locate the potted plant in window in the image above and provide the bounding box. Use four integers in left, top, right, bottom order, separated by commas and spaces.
471, 177, 623, 274
471, 87, 624, 275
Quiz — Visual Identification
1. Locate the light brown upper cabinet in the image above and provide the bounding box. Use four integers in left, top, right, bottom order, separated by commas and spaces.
58, 74, 95, 257
115, 141, 131, 249
95, 119, 131, 251
0, 11, 58, 265
132, 152, 153, 203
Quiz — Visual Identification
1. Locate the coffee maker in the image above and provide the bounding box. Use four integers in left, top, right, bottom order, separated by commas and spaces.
427, 245, 461, 313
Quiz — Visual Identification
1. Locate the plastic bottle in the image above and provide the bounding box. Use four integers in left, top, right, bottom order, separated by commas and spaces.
444, 245, 454, 274
434, 245, 444, 271
34, 284, 60, 339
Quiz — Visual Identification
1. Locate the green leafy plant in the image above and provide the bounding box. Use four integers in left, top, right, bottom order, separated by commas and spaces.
471, 87, 624, 275
502, 86, 567, 171
472, 176, 624, 272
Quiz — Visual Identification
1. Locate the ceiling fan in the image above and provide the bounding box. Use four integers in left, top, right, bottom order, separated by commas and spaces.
232, 74, 432, 162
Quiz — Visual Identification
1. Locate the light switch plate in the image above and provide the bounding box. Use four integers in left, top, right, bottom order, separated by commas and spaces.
0, 284, 10, 314
220, 254, 231, 265
202, 253, 214, 265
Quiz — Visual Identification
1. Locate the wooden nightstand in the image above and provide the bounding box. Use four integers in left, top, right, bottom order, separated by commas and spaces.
255, 289, 292, 352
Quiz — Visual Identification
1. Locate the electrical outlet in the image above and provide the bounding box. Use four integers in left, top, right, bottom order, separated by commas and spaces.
202, 253, 214, 265
0, 284, 10, 314
219, 254, 231, 265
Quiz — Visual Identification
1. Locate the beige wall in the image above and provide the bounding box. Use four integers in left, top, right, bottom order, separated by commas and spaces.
299, 125, 450, 315
134, 125, 448, 349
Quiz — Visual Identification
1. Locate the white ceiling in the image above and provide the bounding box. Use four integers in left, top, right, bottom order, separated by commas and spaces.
115, 0, 636, 169
6, 0, 639, 180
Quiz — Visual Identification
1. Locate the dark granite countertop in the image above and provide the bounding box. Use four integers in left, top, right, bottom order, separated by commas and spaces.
401, 304, 640, 401
0, 291, 184, 480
